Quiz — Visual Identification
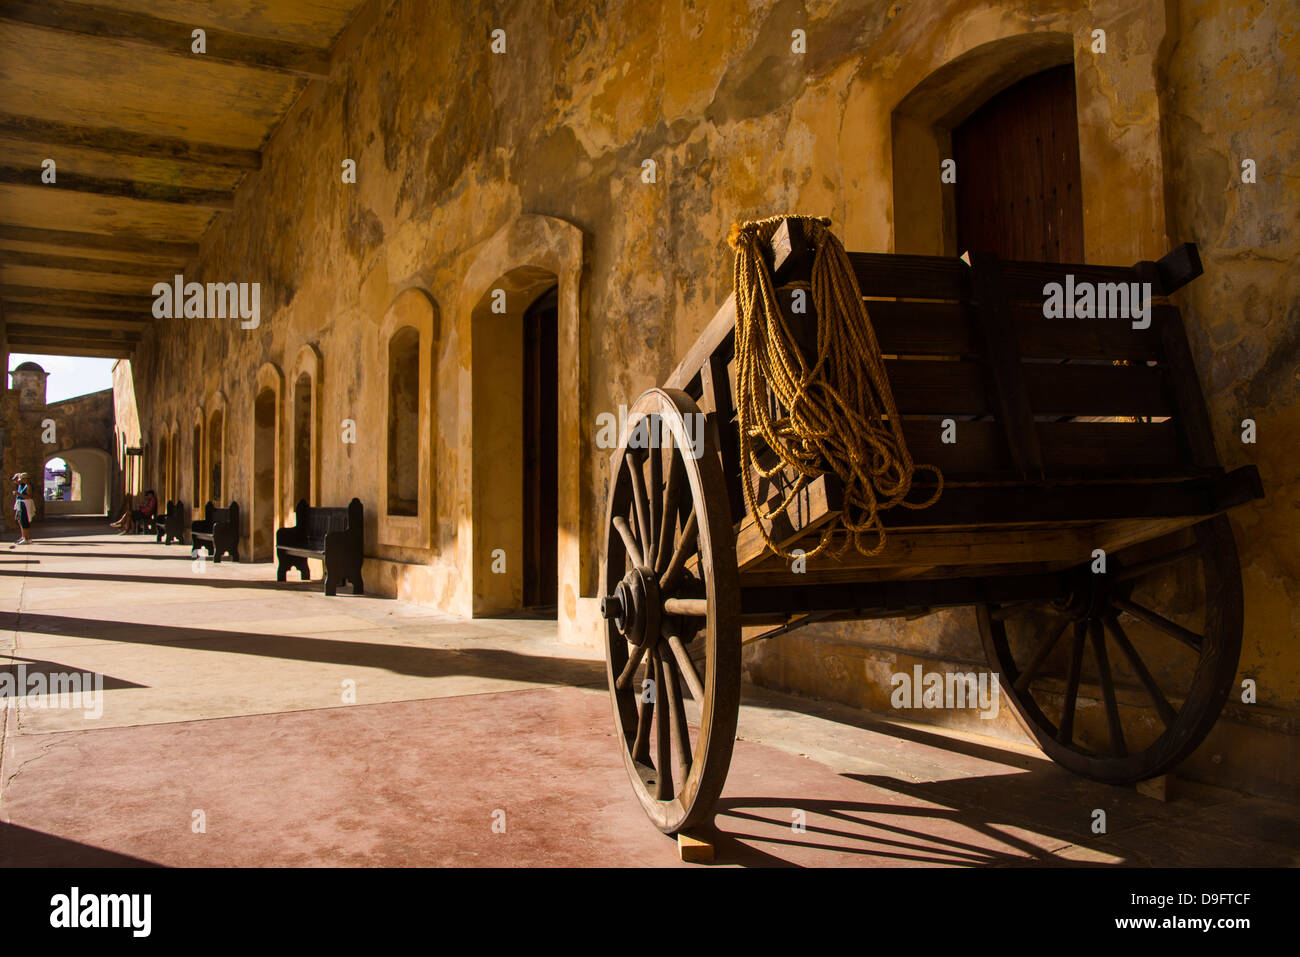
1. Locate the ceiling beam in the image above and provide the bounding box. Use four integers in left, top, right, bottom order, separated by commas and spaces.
0, 249, 180, 277
0, 285, 155, 311
0, 113, 261, 171
0, 165, 234, 208
7, 323, 140, 341
0, 0, 332, 79
0, 339, 132, 359
0, 226, 200, 261
2, 308, 149, 332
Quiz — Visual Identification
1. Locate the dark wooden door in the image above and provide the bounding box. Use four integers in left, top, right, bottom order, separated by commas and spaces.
953, 64, 1084, 263
523, 286, 559, 610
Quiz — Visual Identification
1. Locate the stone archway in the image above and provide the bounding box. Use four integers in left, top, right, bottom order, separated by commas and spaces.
290, 344, 322, 508
251, 362, 284, 562
43, 447, 111, 516
461, 215, 584, 629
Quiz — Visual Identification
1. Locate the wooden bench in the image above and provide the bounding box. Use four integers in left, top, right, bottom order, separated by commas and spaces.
154, 500, 187, 545
191, 500, 240, 563
275, 498, 365, 596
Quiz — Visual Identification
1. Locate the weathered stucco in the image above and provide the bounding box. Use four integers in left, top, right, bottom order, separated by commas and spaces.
118, 0, 1298, 795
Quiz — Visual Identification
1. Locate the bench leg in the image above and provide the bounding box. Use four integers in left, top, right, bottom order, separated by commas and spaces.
324, 573, 337, 597
276, 552, 290, 581
352, 566, 364, 595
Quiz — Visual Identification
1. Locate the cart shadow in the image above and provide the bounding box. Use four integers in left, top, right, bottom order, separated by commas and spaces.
703, 767, 1122, 867
0, 821, 160, 867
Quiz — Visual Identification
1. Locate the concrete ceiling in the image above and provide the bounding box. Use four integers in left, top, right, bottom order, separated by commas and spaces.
0, 0, 370, 359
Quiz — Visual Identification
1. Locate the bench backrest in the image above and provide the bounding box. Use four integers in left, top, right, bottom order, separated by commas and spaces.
291, 498, 363, 551
165, 500, 184, 517
203, 500, 240, 526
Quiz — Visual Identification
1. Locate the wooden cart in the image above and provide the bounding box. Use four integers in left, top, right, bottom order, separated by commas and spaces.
599, 217, 1265, 833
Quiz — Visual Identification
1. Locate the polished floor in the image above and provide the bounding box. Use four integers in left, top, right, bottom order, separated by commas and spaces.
1, 520, 1296, 867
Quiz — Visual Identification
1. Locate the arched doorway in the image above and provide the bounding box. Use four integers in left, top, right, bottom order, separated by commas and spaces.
208, 408, 224, 503
43, 448, 111, 515
523, 285, 559, 611
952, 64, 1083, 262
293, 372, 312, 506
253, 387, 278, 561
471, 267, 561, 616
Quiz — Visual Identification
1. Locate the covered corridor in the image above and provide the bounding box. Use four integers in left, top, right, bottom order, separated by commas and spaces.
1, 521, 1295, 867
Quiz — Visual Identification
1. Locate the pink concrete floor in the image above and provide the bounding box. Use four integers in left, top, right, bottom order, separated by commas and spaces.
2, 521, 1297, 867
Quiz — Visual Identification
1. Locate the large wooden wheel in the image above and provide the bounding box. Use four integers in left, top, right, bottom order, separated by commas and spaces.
978, 516, 1242, 783
600, 388, 741, 833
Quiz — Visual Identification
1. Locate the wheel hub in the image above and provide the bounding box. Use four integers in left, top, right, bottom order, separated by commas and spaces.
602, 566, 661, 649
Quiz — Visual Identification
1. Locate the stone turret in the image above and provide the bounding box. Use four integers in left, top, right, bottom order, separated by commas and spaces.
11, 361, 48, 411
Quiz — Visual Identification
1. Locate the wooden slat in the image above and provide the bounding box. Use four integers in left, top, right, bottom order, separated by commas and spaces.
901, 419, 1010, 477
1023, 362, 1170, 417
1014, 305, 1163, 361
0, 225, 198, 260
6, 322, 140, 342
0, 113, 261, 171
1036, 421, 1182, 473
0, 0, 331, 79
885, 360, 989, 414
667, 294, 734, 392
0, 340, 130, 358
999, 260, 1142, 301
0, 249, 176, 277
0, 165, 234, 208
862, 300, 978, 355
874, 468, 1261, 530
969, 251, 1043, 477
1154, 306, 1219, 469
0, 284, 153, 310
849, 251, 970, 300
735, 472, 843, 570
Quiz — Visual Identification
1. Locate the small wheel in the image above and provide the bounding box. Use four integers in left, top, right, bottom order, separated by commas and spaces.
600, 388, 740, 833
978, 516, 1242, 783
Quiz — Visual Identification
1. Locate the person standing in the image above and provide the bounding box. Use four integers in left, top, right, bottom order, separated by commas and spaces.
10, 472, 35, 547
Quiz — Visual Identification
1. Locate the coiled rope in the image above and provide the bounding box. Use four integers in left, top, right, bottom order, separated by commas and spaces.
729, 214, 942, 560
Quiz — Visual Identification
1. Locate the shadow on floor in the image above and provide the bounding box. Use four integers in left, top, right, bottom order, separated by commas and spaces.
0, 821, 159, 867
1, 610, 605, 688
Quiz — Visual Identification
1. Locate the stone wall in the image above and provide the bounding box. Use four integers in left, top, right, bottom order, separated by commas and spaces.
122, 0, 1298, 794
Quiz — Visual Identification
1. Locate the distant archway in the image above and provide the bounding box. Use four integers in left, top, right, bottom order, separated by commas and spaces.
44, 447, 111, 515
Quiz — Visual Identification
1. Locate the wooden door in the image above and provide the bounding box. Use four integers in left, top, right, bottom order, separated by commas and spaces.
523, 286, 559, 610
953, 64, 1084, 263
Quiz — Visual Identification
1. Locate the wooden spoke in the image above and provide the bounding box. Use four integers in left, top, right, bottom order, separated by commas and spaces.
655, 448, 684, 575
652, 651, 673, 800
632, 687, 653, 764
602, 387, 740, 834
615, 642, 648, 692
626, 451, 652, 567
664, 597, 708, 617
1113, 544, 1202, 583
1105, 614, 1178, 727
666, 632, 706, 701
1089, 618, 1128, 757
1057, 620, 1087, 745
1111, 596, 1203, 651
662, 652, 693, 784
990, 600, 1044, 621
1013, 616, 1071, 694
648, 438, 663, 569
612, 515, 644, 570
659, 508, 698, 594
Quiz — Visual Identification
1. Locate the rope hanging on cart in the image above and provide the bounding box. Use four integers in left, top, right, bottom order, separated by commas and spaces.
728, 214, 942, 560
